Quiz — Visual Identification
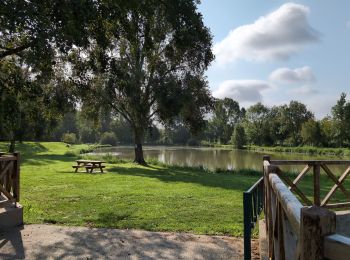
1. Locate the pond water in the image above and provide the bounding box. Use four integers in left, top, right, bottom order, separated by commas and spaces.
93, 146, 350, 172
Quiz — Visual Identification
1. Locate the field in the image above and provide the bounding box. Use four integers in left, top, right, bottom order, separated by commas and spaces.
0, 142, 260, 236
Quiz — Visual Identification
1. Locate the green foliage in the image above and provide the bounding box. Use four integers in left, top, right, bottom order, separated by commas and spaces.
62, 133, 77, 144
231, 124, 246, 149
301, 119, 322, 146
100, 132, 117, 146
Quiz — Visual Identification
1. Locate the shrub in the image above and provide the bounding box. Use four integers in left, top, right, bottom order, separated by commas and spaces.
100, 132, 117, 146
62, 133, 77, 144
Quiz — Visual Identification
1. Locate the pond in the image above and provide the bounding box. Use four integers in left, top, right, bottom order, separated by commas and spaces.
93, 146, 350, 172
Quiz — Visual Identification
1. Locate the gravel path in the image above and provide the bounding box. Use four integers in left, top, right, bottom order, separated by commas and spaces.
0, 224, 259, 259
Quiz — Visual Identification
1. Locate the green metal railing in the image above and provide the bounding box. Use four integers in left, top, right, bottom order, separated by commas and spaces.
243, 177, 264, 260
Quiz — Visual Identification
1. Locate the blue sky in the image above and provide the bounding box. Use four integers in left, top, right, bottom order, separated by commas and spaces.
198, 1, 350, 118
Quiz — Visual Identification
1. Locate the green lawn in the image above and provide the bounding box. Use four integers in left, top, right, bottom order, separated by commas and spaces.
0, 142, 260, 236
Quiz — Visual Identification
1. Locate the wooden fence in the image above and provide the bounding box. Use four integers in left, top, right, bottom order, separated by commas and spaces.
263, 156, 350, 260
0, 152, 20, 207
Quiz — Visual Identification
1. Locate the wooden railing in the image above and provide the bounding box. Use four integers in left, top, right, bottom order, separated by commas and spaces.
0, 152, 20, 207
263, 156, 350, 260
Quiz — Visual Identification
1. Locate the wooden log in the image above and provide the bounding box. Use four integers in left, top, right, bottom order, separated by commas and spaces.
299, 206, 336, 260
269, 174, 303, 235
313, 164, 321, 206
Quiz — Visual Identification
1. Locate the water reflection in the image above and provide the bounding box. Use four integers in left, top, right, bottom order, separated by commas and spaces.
93, 146, 350, 172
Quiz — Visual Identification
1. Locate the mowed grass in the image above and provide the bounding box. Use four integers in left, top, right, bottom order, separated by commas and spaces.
0, 142, 260, 236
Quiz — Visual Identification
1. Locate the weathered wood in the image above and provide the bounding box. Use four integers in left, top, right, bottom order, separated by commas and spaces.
313, 164, 321, 206
292, 165, 310, 185
324, 202, 350, 209
279, 173, 312, 205
269, 174, 303, 235
270, 160, 350, 165
324, 234, 350, 260
0, 156, 17, 161
322, 166, 350, 206
299, 206, 336, 260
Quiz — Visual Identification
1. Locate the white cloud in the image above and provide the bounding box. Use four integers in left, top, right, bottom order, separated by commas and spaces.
269, 66, 315, 84
289, 85, 318, 95
213, 3, 320, 64
213, 80, 270, 103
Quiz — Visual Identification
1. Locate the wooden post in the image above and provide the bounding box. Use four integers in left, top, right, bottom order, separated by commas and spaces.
313, 164, 320, 206
13, 152, 20, 205
299, 206, 336, 260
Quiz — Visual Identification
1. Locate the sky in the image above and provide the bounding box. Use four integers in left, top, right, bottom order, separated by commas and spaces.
198, 1, 350, 118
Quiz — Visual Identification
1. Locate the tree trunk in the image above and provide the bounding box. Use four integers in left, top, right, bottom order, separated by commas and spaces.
133, 130, 146, 165
9, 139, 15, 153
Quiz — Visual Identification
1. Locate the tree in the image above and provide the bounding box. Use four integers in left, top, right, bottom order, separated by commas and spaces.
331, 93, 350, 147
279, 101, 314, 146
231, 124, 246, 149
209, 98, 242, 144
244, 103, 270, 145
1, 1, 98, 71
301, 119, 322, 146
73, 0, 213, 164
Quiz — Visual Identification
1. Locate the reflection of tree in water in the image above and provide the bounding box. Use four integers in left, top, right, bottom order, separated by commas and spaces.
94, 146, 349, 172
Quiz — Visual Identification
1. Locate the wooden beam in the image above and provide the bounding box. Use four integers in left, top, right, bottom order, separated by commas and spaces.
324, 202, 350, 209
299, 206, 336, 260
279, 173, 312, 205
324, 234, 350, 260
270, 160, 350, 165
292, 165, 310, 186
321, 165, 350, 206
313, 164, 321, 206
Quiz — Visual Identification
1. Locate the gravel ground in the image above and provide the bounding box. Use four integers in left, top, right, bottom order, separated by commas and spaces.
0, 224, 259, 259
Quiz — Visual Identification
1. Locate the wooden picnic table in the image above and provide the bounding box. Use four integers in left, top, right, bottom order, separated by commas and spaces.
73, 160, 106, 173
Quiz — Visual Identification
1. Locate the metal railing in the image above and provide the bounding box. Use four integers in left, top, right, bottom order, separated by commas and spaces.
243, 176, 264, 260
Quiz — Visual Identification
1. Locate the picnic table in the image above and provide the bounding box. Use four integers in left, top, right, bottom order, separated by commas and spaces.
73, 160, 106, 173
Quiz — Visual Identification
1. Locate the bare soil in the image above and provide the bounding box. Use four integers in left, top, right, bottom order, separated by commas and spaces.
0, 224, 259, 259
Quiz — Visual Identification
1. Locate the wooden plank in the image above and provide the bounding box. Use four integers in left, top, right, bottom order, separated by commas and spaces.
324, 234, 350, 260
0, 161, 13, 180
313, 164, 321, 206
321, 166, 350, 207
0, 156, 17, 162
292, 165, 310, 185
0, 184, 14, 201
321, 165, 350, 206
270, 160, 350, 165
279, 173, 312, 205
324, 202, 350, 209
269, 173, 303, 235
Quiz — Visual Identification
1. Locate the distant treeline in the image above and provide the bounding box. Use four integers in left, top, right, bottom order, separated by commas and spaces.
1, 93, 350, 149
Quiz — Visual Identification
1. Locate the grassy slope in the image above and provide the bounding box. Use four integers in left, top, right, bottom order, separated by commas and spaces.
0, 142, 260, 236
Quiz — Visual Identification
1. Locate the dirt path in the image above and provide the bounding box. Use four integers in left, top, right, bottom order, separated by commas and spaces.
0, 224, 259, 259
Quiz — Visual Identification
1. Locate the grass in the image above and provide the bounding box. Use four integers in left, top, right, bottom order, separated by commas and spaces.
247, 145, 350, 157
0, 141, 261, 236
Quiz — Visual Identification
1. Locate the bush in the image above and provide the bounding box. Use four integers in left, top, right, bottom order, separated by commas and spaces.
187, 138, 199, 146
62, 133, 77, 144
100, 132, 117, 146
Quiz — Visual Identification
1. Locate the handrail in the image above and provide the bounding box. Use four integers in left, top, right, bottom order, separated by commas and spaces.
324, 234, 350, 260
269, 173, 303, 235
243, 177, 264, 260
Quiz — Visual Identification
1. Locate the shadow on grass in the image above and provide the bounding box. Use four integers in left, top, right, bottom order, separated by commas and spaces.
108, 165, 260, 192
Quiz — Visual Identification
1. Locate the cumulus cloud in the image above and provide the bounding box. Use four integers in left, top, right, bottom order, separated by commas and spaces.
213, 3, 320, 64
289, 85, 318, 95
269, 66, 315, 84
212, 80, 270, 103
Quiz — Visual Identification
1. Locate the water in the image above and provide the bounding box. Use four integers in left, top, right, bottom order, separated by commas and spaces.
93, 146, 350, 172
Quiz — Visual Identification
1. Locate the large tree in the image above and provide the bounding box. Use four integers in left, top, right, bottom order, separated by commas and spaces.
73, 0, 214, 164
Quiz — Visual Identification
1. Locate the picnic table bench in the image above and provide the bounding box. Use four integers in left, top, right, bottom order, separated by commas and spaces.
73, 160, 106, 173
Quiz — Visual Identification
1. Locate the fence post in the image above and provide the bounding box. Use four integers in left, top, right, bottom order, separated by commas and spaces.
299, 206, 336, 260
13, 152, 20, 205
313, 164, 321, 206
243, 191, 252, 260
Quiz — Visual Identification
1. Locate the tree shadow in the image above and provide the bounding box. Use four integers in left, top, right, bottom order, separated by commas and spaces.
10, 225, 243, 259
0, 226, 25, 259
108, 165, 260, 191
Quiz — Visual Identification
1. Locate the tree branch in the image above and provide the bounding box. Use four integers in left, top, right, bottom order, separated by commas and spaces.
0, 42, 33, 59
